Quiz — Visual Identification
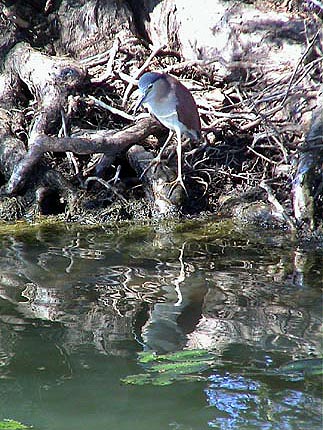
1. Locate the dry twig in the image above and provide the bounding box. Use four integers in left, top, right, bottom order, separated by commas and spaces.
122, 44, 166, 107
89, 96, 135, 121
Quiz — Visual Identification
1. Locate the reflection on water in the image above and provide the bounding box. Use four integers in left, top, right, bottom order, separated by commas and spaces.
206, 373, 322, 430
0, 221, 322, 430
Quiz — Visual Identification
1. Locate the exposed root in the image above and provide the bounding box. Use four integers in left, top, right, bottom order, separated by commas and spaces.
0, 2, 321, 229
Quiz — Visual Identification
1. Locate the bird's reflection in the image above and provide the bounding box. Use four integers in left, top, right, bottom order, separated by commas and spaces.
140, 243, 206, 353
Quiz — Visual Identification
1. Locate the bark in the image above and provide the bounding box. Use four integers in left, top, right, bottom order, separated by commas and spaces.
0, 41, 86, 132
127, 0, 319, 79
53, 0, 134, 59
0, 110, 26, 181
292, 95, 323, 230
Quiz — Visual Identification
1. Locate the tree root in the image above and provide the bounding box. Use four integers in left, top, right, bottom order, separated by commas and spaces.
7, 117, 162, 195
0, 41, 179, 217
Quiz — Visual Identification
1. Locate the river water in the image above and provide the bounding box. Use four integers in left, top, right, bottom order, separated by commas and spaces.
0, 220, 322, 430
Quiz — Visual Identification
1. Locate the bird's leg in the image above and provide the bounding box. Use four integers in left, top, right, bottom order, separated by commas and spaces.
139, 130, 174, 179
167, 129, 188, 198
176, 130, 184, 188
154, 129, 174, 165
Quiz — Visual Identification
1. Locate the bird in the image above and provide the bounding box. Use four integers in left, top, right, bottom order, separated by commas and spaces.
135, 71, 201, 195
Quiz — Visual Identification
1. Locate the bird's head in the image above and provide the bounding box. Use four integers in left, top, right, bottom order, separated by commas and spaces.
134, 72, 163, 112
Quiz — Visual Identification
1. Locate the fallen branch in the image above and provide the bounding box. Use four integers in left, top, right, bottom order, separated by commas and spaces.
7, 117, 162, 195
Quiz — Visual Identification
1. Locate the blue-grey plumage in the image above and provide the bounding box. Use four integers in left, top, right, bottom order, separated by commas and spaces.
135, 72, 201, 194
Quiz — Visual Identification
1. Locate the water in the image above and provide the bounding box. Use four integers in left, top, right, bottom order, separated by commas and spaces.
0, 220, 322, 430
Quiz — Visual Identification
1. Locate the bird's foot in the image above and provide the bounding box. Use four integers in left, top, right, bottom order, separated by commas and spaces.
167, 175, 188, 199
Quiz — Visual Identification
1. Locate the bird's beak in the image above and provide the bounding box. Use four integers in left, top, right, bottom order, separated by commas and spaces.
134, 91, 146, 113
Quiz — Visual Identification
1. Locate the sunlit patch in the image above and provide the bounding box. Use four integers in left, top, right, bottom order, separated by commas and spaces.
205, 372, 322, 429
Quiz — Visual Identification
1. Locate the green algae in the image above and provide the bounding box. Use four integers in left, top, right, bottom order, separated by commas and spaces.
0, 420, 31, 430
122, 349, 217, 386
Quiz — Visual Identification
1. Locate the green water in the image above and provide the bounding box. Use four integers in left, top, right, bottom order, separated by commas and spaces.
0, 221, 322, 430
